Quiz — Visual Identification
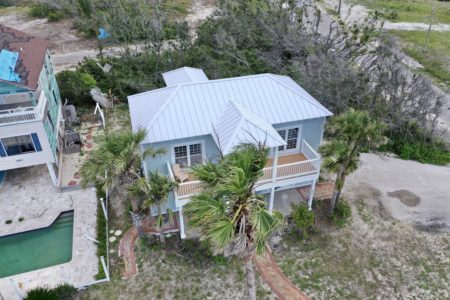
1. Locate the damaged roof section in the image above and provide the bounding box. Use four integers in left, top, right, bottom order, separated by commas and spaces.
0, 25, 49, 90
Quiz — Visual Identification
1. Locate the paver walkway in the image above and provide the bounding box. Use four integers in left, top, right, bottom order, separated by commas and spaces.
254, 247, 310, 300
118, 217, 179, 279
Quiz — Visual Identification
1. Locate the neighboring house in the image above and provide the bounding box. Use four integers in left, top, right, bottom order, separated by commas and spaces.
128, 67, 332, 238
0, 25, 62, 186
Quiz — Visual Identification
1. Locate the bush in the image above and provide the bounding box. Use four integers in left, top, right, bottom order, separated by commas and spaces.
53, 284, 77, 300
291, 203, 315, 238
381, 125, 450, 165
56, 70, 96, 107
94, 183, 107, 280
331, 200, 352, 228
29, 3, 51, 18
29, 3, 64, 22
25, 284, 76, 300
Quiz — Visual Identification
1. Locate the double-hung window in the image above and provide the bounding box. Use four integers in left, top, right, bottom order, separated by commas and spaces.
174, 142, 203, 168
277, 127, 300, 153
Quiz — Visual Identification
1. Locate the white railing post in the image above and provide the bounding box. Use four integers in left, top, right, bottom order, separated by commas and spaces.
272, 147, 278, 181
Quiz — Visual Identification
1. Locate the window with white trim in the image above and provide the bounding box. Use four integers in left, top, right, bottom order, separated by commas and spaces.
174, 142, 203, 168
277, 127, 300, 152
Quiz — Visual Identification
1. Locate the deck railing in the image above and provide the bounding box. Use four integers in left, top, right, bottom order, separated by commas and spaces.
169, 140, 321, 199
0, 92, 46, 126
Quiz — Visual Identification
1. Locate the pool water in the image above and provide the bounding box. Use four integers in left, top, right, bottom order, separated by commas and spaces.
0, 211, 74, 278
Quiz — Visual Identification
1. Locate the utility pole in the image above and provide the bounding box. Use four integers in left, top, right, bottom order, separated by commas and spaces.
338, 0, 342, 15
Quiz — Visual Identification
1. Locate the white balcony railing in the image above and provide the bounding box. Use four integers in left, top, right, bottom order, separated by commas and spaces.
0, 92, 47, 126
168, 140, 321, 199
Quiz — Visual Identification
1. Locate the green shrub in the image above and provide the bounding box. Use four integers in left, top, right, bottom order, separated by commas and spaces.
380, 125, 450, 165
47, 10, 64, 22
29, 4, 51, 18
25, 284, 76, 300
94, 183, 107, 280
56, 70, 96, 107
29, 3, 64, 22
291, 203, 315, 238
53, 283, 77, 300
332, 200, 352, 228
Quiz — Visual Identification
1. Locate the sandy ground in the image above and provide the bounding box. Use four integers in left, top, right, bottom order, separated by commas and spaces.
0, 12, 96, 54
344, 153, 450, 232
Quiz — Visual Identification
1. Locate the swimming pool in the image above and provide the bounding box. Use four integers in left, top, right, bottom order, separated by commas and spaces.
0, 211, 74, 278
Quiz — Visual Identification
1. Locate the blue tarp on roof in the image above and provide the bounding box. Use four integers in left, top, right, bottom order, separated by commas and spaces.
0, 49, 21, 83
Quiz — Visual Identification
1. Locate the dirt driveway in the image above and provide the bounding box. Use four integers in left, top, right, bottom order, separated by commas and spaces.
344, 153, 450, 232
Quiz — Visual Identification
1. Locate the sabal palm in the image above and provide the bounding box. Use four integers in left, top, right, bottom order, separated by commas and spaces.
184, 144, 284, 300
320, 109, 385, 215
129, 171, 177, 243
80, 129, 164, 191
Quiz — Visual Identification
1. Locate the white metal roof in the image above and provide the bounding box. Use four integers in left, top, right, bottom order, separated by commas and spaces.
162, 67, 209, 87
128, 69, 332, 145
213, 100, 286, 154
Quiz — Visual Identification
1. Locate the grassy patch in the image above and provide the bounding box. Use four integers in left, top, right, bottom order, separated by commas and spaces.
390, 30, 450, 87
351, 0, 450, 23
273, 199, 450, 299
163, 0, 192, 18
0, 5, 29, 16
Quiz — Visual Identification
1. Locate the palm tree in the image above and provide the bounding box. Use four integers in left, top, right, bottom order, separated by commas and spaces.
80, 129, 164, 191
320, 109, 385, 216
129, 171, 178, 243
184, 144, 284, 300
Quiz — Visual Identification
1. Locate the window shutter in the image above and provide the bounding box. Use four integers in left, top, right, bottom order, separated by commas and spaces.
31, 133, 42, 152
0, 142, 5, 157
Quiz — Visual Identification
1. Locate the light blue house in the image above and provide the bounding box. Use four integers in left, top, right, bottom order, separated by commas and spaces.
0, 25, 62, 186
128, 67, 332, 238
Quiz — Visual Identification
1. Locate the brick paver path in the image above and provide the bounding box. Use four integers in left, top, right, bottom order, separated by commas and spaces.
254, 247, 310, 300
118, 217, 179, 279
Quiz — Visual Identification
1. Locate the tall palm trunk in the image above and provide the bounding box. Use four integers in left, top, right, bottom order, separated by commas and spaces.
329, 165, 346, 216
157, 204, 166, 244
244, 256, 257, 300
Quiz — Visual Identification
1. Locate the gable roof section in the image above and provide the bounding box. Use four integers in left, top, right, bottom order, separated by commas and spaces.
0, 25, 49, 90
128, 72, 332, 144
213, 100, 286, 154
162, 67, 209, 87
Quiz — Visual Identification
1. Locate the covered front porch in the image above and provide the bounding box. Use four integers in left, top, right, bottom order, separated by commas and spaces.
169, 139, 321, 199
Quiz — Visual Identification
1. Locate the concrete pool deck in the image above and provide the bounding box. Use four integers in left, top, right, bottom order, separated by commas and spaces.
0, 165, 99, 299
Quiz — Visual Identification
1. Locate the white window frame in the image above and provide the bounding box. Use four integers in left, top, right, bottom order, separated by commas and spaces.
275, 125, 302, 155
171, 140, 205, 168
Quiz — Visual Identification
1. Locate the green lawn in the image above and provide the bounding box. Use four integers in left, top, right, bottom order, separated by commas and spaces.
390, 30, 450, 87
351, 0, 450, 23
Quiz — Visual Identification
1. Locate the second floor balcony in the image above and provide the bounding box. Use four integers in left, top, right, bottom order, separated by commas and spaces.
168, 139, 321, 200
0, 91, 45, 126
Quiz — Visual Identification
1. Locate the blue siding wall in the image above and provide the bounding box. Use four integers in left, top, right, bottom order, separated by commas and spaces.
143, 134, 220, 214
142, 117, 326, 213
143, 134, 221, 175
273, 117, 325, 151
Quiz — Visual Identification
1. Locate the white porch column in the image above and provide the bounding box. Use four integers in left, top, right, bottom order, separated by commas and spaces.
272, 147, 278, 182
268, 187, 275, 213
179, 205, 186, 239
308, 180, 317, 211
47, 162, 58, 187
